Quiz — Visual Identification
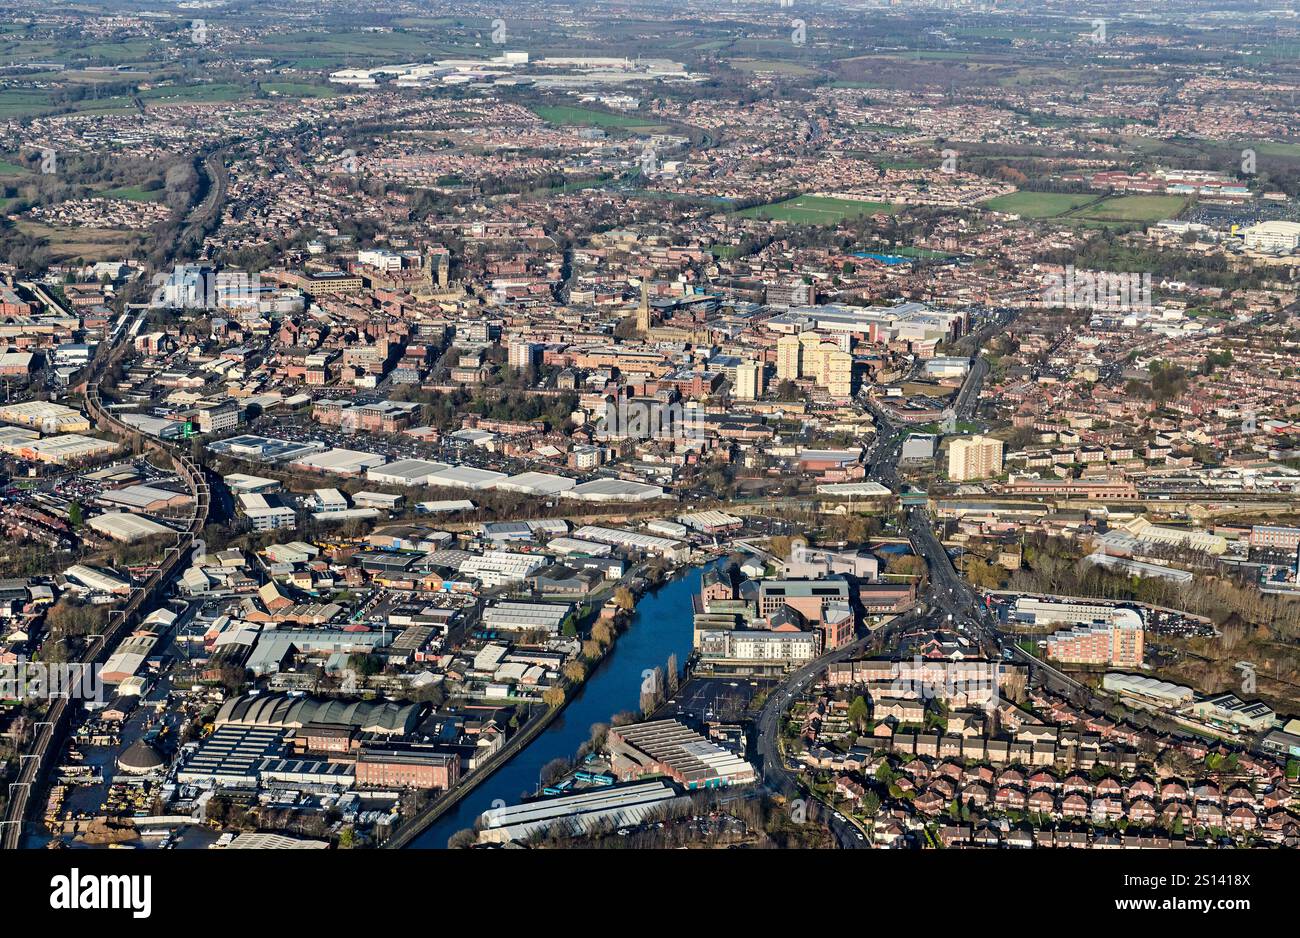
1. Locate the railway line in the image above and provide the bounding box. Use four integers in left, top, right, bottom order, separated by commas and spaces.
1, 351, 209, 850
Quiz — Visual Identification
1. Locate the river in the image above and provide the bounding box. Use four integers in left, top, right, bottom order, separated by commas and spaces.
409, 560, 713, 848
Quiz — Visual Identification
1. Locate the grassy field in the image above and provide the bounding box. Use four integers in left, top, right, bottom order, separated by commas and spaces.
260, 81, 338, 98
736, 195, 898, 224
1071, 194, 1188, 225
531, 104, 662, 131
0, 90, 52, 117
984, 190, 1186, 226
984, 191, 1099, 217
0, 159, 29, 176
729, 58, 817, 76
141, 83, 247, 105
14, 222, 147, 262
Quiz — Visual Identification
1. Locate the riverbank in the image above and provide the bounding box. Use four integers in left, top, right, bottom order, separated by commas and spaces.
399, 560, 714, 848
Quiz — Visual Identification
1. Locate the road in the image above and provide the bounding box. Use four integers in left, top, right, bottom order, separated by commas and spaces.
746, 308, 1074, 847
753, 633, 875, 848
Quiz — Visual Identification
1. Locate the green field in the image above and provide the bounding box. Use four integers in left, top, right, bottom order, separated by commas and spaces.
736, 195, 898, 224
1071, 194, 1188, 225
0, 159, 29, 176
985, 191, 1186, 226
984, 191, 1098, 218
0, 90, 52, 117
260, 81, 338, 98
531, 104, 662, 131
730, 58, 817, 76
141, 83, 247, 105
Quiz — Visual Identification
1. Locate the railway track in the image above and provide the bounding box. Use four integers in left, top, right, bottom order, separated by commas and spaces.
1, 365, 209, 849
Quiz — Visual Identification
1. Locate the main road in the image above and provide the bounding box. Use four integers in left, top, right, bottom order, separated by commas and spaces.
747, 308, 1093, 846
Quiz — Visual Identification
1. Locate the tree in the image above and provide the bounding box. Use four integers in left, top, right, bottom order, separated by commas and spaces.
540, 757, 569, 787
542, 686, 567, 709
847, 696, 869, 732
613, 586, 635, 611
563, 660, 586, 683
666, 653, 679, 694
67, 502, 82, 527
448, 828, 477, 849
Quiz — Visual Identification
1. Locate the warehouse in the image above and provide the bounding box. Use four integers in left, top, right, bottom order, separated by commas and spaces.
546, 536, 613, 557
1102, 672, 1194, 709
176, 725, 285, 787
481, 600, 573, 635
244, 629, 392, 676
816, 481, 892, 498
312, 507, 382, 524
493, 471, 577, 496
96, 483, 193, 513
87, 512, 176, 543
366, 458, 450, 487
290, 447, 386, 476
646, 519, 689, 539
0, 426, 38, 448
62, 563, 131, 596
459, 550, 546, 588
572, 525, 689, 562
223, 473, 281, 494
4, 434, 119, 464
480, 520, 535, 543
426, 465, 509, 491
476, 779, 689, 845
678, 510, 744, 534
258, 758, 355, 790
215, 691, 419, 734
564, 478, 665, 502
607, 719, 757, 789
0, 400, 90, 433
101, 633, 163, 685
353, 491, 403, 511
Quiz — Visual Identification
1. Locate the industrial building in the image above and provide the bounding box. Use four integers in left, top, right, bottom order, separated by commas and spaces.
215, 692, 420, 734
0, 400, 91, 433
366, 458, 451, 487
1102, 672, 1194, 708
571, 524, 688, 561
480, 600, 573, 635
563, 478, 665, 502
607, 719, 756, 789
3, 433, 119, 465
289, 447, 387, 476
476, 779, 689, 845
87, 512, 177, 543
459, 550, 547, 588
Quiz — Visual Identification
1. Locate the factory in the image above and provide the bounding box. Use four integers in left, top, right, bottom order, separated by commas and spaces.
87, 511, 177, 543
607, 719, 756, 789
476, 779, 689, 845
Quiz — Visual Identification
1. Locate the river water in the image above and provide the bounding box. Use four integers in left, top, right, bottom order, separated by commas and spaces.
409, 561, 712, 848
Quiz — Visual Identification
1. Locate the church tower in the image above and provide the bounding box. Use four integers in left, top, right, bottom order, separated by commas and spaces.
636, 280, 652, 336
